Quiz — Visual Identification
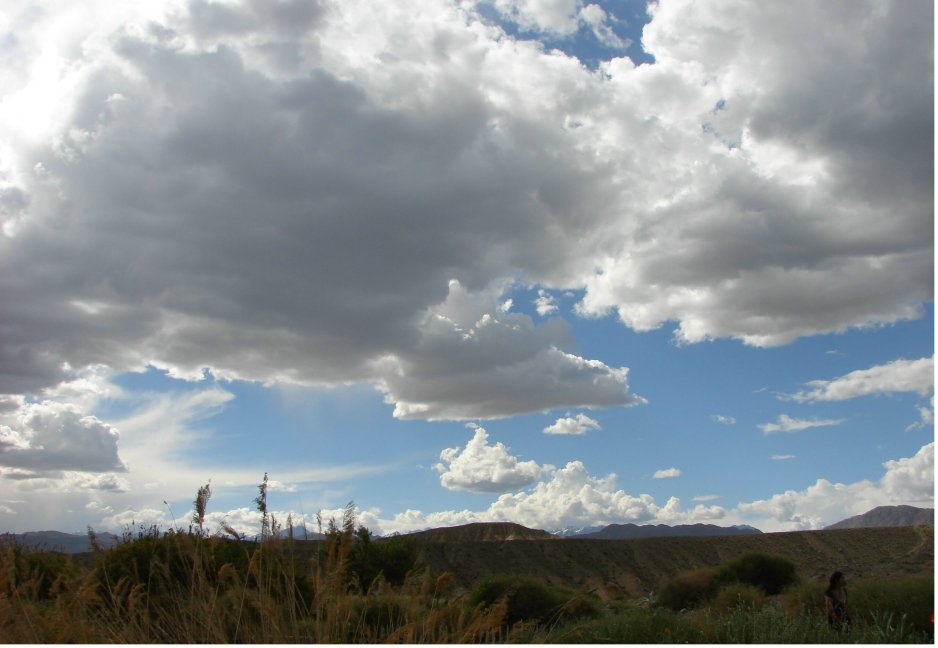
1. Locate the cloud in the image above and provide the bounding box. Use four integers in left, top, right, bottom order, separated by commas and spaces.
576, 1, 932, 347
692, 495, 719, 502
653, 467, 681, 479
0, 0, 920, 440
0, 0, 928, 425
435, 426, 543, 493
711, 415, 736, 425
578, 4, 627, 48
0, 400, 125, 473
771, 454, 796, 461
543, 413, 601, 435
377, 280, 645, 420
534, 289, 559, 316
736, 442, 933, 530
790, 356, 934, 402
491, 0, 582, 35
758, 414, 844, 434
880, 442, 935, 502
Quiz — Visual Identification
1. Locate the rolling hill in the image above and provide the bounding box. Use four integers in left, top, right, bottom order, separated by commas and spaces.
824, 505, 934, 530
410, 524, 933, 597
402, 521, 556, 542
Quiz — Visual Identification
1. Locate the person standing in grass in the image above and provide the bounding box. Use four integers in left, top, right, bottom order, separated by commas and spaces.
825, 571, 850, 631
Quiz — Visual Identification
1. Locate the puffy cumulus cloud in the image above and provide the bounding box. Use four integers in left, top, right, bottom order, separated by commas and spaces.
0, 0, 931, 427
376, 281, 644, 420
482, 461, 722, 529
0, 400, 125, 473
375, 461, 725, 534
543, 412, 601, 435
758, 414, 844, 435
435, 426, 543, 492
652, 467, 680, 479
881, 442, 934, 502
0, 0, 642, 421
577, 0, 932, 347
736, 442, 934, 531
790, 356, 934, 403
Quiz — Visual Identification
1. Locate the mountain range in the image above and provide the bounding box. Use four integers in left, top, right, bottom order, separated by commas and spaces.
574, 522, 762, 540
2, 505, 931, 553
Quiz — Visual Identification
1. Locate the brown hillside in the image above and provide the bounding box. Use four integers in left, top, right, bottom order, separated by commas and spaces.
413, 525, 933, 598
403, 522, 556, 543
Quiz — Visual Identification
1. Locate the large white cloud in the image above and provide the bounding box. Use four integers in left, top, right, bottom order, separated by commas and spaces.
0, 0, 931, 424
576, 0, 932, 346
737, 442, 934, 530
435, 425, 544, 492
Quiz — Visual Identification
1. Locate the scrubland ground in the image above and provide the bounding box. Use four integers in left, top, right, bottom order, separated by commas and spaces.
1, 527, 932, 642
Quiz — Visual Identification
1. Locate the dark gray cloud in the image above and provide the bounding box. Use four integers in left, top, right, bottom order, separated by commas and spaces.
0, 0, 931, 417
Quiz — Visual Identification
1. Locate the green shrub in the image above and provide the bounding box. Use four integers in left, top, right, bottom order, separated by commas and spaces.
711, 582, 766, 616
468, 574, 598, 627
848, 574, 934, 638
657, 567, 719, 611
779, 579, 826, 618
715, 552, 798, 595
349, 529, 417, 591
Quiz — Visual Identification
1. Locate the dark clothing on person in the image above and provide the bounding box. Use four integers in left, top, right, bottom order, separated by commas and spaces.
825, 587, 849, 630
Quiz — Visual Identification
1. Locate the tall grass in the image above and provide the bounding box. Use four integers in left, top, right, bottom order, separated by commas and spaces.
0, 482, 933, 643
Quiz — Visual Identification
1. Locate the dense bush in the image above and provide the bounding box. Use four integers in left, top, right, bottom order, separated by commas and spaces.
847, 574, 934, 639
657, 567, 719, 611
658, 553, 798, 612
711, 582, 766, 616
715, 552, 798, 595
468, 574, 600, 627
349, 528, 417, 590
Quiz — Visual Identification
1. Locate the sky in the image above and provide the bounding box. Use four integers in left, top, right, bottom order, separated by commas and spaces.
0, 0, 933, 537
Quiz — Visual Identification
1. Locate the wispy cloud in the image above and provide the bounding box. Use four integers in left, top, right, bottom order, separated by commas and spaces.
653, 467, 681, 479
711, 415, 736, 425
758, 415, 844, 434
771, 454, 796, 461
789, 357, 933, 402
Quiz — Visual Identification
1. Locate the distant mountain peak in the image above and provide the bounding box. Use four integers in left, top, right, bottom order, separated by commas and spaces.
573, 522, 762, 540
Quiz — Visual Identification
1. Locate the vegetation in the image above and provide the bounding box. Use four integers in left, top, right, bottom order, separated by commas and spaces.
0, 480, 932, 643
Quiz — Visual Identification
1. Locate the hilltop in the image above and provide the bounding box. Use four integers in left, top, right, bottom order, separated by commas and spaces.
401, 522, 556, 542
825, 505, 934, 530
